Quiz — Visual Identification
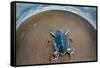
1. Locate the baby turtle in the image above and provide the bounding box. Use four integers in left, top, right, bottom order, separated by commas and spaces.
49, 30, 75, 60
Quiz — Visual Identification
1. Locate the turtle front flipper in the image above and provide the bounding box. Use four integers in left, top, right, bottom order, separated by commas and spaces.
49, 31, 55, 37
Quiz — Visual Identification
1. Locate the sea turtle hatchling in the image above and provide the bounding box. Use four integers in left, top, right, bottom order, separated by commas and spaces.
49, 30, 75, 60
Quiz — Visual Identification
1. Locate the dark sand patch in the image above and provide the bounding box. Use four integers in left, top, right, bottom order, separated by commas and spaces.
16, 10, 97, 65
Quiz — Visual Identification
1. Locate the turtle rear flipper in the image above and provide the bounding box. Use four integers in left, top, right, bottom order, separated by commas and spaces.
51, 51, 59, 60
67, 48, 75, 54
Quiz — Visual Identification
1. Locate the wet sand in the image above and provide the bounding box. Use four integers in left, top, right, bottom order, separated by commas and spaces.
16, 10, 97, 65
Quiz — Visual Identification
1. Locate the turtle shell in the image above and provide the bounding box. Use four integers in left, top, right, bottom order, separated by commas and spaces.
54, 31, 69, 54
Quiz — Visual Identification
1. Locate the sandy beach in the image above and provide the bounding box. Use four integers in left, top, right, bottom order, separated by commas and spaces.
16, 10, 97, 65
